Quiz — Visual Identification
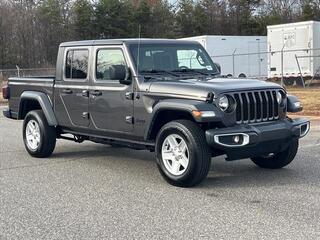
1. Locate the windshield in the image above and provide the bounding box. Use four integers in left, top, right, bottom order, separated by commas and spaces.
128, 43, 219, 77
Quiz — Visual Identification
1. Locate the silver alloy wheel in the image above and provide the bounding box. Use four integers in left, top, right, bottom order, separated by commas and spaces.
161, 134, 190, 176
25, 120, 41, 150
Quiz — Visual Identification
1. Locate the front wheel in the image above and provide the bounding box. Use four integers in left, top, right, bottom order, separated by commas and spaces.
251, 139, 299, 169
155, 120, 211, 187
23, 110, 57, 158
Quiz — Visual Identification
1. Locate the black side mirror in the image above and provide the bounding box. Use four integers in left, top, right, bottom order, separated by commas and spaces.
109, 65, 132, 85
287, 95, 302, 112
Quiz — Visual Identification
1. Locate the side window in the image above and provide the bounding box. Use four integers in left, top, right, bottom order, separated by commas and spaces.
96, 49, 126, 81
65, 49, 89, 80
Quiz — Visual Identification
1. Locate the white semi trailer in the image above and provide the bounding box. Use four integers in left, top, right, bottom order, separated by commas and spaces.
267, 21, 320, 85
180, 35, 268, 78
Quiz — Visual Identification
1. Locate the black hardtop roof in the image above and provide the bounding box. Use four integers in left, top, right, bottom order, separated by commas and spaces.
60, 38, 199, 47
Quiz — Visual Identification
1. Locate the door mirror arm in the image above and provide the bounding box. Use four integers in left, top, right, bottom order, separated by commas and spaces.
120, 67, 132, 85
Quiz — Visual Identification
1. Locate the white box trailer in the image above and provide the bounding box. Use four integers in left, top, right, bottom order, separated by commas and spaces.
180, 35, 268, 78
267, 21, 320, 84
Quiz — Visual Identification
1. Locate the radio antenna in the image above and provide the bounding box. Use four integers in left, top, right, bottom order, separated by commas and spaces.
137, 24, 141, 77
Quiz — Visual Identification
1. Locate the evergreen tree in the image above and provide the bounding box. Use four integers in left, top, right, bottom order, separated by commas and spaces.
175, 0, 195, 37
150, 0, 176, 38
94, 0, 134, 38
133, 0, 152, 37
37, 0, 70, 65
72, 0, 94, 40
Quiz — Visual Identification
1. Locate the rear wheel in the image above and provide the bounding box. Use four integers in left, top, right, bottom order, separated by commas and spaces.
284, 78, 295, 86
23, 110, 56, 158
251, 139, 299, 169
155, 120, 211, 187
238, 73, 246, 78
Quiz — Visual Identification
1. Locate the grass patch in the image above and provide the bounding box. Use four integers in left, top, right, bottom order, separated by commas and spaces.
286, 87, 320, 116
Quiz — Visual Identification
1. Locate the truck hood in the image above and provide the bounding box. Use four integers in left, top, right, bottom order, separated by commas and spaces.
147, 77, 283, 100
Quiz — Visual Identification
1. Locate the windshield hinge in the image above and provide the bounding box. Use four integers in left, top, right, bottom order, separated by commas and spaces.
125, 92, 134, 100
126, 116, 134, 124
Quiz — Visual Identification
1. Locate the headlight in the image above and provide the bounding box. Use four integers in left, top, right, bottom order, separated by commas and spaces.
277, 91, 286, 106
218, 95, 229, 111
276, 91, 282, 104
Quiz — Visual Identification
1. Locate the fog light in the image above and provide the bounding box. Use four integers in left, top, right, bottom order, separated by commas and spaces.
300, 122, 310, 138
233, 135, 240, 143
214, 133, 250, 147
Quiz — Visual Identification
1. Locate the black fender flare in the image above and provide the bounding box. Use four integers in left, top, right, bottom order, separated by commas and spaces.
19, 91, 58, 126
144, 99, 221, 140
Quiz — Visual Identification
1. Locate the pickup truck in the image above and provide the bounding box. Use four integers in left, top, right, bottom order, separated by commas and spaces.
2, 39, 310, 187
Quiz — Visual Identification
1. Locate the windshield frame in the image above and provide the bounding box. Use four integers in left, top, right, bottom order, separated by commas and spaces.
127, 42, 219, 80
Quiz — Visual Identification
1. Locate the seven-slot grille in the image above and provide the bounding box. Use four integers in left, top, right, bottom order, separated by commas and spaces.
232, 90, 282, 124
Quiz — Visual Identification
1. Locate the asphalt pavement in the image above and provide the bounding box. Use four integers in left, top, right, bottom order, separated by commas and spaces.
1, 107, 320, 239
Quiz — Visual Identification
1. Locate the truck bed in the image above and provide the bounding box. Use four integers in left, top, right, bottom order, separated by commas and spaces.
7, 76, 55, 118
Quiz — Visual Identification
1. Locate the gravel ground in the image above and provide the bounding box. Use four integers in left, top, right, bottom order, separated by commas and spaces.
1, 109, 320, 240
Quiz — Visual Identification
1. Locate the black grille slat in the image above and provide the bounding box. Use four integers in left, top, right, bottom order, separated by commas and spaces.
233, 90, 282, 124
266, 91, 274, 119
272, 91, 279, 118
254, 92, 262, 121
241, 93, 249, 122
234, 94, 242, 121
248, 92, 255, 122
261, 92, 268, 120
239, 94, 244, 121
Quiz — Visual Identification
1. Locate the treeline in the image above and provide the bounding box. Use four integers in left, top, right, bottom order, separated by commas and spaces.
1, 0, 320, 69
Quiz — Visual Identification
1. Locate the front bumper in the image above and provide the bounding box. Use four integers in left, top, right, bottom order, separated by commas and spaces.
206, 118, 310, 160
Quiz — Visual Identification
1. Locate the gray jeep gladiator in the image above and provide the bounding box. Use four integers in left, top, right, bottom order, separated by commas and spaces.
2, 39, 310, 187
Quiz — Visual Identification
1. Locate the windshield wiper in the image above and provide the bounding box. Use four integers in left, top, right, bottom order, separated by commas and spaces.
171, 68, 210, 76
140, 69, 179, 77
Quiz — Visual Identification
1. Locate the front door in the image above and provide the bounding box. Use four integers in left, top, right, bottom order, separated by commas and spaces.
55, 47, 90, 129
89, 46, 133, 133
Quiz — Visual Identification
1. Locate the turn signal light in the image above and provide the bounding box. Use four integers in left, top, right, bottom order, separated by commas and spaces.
192, 110, 216, 118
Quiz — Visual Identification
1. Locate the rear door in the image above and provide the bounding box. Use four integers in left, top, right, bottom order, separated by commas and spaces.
88, 45, 134, 133
55, 47, 90, 129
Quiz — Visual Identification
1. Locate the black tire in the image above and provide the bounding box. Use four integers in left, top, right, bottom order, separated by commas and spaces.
23, 110, 56, 158
295, 78, 305, 86
251, 139, 299, 169
284, 78, 295, 86
155, 120, 211, 187
238, 73, 246, 78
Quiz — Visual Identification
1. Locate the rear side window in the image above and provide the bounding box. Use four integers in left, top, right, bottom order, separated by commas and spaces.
96, 49, 126, 81
65, 49, 89, 80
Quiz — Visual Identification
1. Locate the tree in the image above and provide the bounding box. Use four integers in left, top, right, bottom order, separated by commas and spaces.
300, 0, 320, 21
175, 0, 196, 37
71, 0, 94, 40
148, 0, 176, 38
94, 0, 134, 38
133, 0, 152, 37
2, 0, 320, 70
37, 0, 72, 66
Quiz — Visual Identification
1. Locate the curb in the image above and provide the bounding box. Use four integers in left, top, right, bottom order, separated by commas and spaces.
289, 115, 320, 121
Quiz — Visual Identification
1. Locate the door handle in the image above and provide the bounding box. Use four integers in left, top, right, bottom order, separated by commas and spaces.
91, 90, 102, 96
62, 89, 73, 94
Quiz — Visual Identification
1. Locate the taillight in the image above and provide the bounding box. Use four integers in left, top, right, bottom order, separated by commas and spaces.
2, 85, 10, 99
